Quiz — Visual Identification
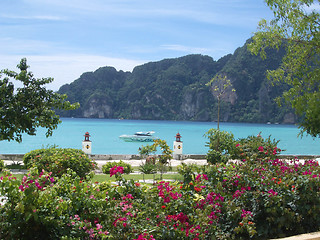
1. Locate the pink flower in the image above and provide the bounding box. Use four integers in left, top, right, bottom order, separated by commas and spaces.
19, 185, 24, 191
96, 223, 102, 230
22, 176, 27, 182
195, 174, 208, 182
241, 209, 252, 218
35, 181, 42, 190
268, 189, 278, 197
110, 166, 124, 177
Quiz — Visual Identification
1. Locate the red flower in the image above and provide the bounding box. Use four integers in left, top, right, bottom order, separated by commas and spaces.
161, 205, 166, 209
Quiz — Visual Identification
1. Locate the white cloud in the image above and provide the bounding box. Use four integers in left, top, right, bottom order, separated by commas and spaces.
0, 54, 144, 91
0, 0, 274, 91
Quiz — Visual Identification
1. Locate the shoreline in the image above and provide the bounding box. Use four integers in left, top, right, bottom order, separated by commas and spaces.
3, 152, 320, 170
0, 153, 320, 161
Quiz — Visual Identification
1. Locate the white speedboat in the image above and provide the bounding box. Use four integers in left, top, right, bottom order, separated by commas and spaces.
119, 131, 158, 142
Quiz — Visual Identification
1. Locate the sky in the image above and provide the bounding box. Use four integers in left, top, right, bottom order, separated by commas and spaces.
0, 0, 274, 90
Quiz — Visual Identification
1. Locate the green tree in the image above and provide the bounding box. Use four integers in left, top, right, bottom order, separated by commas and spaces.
204, 128, 236, 164
0, 58, 79, 142
248, 0, 320, 137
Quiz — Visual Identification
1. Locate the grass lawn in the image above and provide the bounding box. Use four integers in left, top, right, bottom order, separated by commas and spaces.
131, 166, 179, 172
1, 172, 183, 183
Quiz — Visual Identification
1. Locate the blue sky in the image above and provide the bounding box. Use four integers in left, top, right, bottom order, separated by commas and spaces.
0, 0, 274, 90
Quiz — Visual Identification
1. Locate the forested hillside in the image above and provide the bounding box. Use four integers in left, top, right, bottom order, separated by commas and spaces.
57, 39, 295, 124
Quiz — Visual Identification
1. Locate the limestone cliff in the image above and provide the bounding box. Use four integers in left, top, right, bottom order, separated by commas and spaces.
58, 40, 296, 124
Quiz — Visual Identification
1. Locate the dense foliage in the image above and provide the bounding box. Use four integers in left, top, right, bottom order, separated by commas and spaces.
0, 58, 79, 142
58, 44, 294, 124
205, 129, 281, 164
139, 139, 173, 178
249, 0, 320, 137
233, 134, 282, 161
0, 160, 4, 172
205, 129, 236, 164
23, 147, 97, 178
1, 153, 320, 239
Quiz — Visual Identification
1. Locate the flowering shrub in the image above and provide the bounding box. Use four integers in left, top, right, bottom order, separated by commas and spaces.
23, 147, 97, 178
205, 130, 282, 164
102, 160, 132, 175
109, 165, 124, 177
232, 133, 282, 161
0, 168, 57, 239
1, 159, 320, 239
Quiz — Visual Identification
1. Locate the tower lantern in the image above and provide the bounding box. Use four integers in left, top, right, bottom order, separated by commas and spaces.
175, 132, 181, 142
82, 132, 92, 154
173, 132, 183, 160
84, 132, 91, 141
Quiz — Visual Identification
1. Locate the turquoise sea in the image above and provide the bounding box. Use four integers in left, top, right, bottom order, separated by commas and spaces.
0, 118, 319, 155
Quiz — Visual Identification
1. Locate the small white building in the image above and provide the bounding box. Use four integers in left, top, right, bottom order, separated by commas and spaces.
173, 132, 183, 160
82, 132, 92, 154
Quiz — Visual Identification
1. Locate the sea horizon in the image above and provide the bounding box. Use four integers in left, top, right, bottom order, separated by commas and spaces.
0, 118, 319, 156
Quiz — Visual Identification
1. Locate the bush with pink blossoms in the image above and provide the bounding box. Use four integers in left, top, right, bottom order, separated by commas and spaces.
109, 165, 124, 177
1, 158, 320, 239
102, 160, 132, 175
232, 133, 282, 161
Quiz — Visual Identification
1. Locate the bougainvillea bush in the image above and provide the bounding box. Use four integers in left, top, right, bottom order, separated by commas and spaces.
205, 129, 282, 165
1, 156, 320, 239
232, 134, 282, 161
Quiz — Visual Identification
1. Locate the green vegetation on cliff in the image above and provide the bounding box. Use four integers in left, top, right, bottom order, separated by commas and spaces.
58, 39, 294, 124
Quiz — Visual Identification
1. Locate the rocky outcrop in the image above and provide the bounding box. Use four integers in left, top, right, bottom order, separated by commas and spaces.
83, 96, 113, 118
283, 113, 296, 124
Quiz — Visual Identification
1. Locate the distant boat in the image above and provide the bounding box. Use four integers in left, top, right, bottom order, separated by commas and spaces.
119, 131, 158, 142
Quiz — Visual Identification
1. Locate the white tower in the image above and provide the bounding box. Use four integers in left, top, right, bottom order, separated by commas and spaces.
173, 132, 183, 160
82, 132, 92, 154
